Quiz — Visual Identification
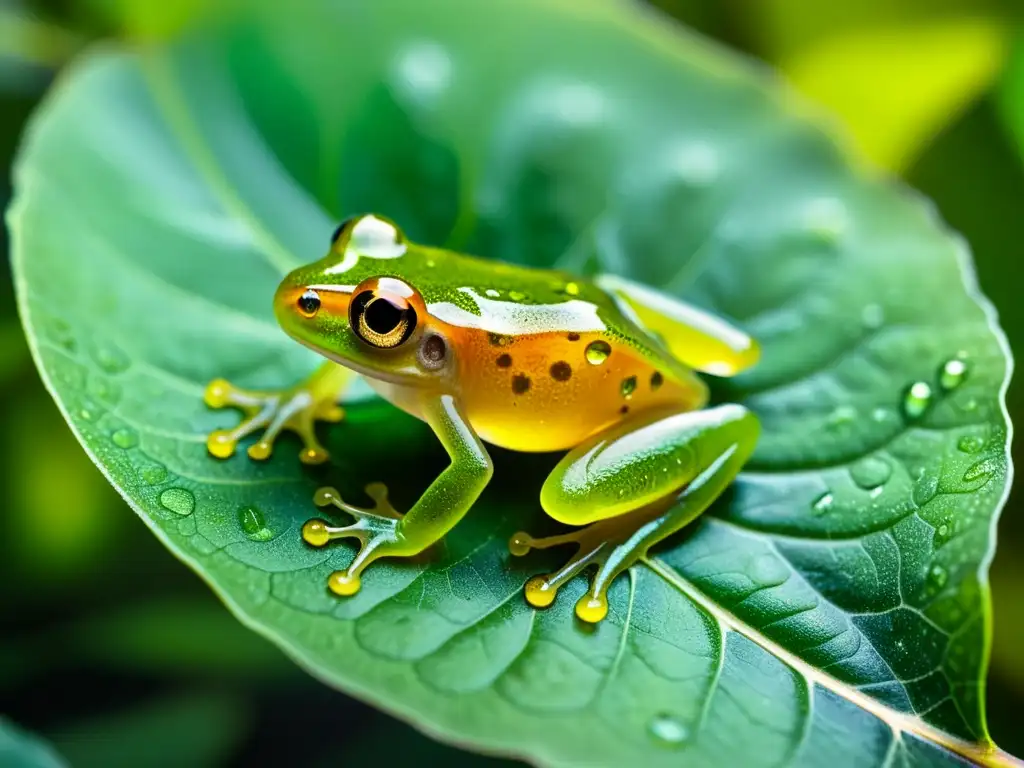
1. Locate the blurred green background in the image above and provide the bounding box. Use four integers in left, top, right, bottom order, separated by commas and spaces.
2, 0, 1024, 765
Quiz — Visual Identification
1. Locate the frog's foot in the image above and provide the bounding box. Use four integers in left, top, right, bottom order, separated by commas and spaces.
301, 483, 408, 596
509, 510, 658, 624
203, 378, 344, 465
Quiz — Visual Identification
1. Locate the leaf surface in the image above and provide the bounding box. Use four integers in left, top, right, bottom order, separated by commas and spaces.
8, 1, 1014, 765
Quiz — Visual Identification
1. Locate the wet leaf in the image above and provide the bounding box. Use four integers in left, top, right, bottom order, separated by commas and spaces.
8, 1, 1014, 765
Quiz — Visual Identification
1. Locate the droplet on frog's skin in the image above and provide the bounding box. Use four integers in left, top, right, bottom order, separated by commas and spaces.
871, 407, 889, 423
585, 340, 611, 365
238, 506, 273, 541
860, 304, 884, 330
160, 487, 195, 516
902, 382, 932, 419
508, 290, 526, 301
939, 358, 968, 391
648, 714, 690, 747
562, 282, 580, 297
958, 435, 984, 454
811, 492, 834, 515
850, 456, 891, 491
111, 427, 138, 449
928, 564, 948, 589
963, 459, 996, 485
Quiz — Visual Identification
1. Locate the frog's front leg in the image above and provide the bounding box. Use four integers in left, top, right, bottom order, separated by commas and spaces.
301, 394, 493, 596
204, 361, 353, 465
510, 404, 758, 623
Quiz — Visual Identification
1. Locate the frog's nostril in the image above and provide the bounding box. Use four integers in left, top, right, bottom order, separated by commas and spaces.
297, 288, 321, 318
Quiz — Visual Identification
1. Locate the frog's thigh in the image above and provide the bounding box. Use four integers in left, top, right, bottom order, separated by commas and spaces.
541, 404, 758, 526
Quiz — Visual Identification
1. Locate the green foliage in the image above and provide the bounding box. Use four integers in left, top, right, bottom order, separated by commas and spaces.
0, 719, 67, 768
7, 0, 1013, 765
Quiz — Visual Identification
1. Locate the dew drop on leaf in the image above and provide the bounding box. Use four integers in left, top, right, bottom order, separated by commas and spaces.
827, 405, 856, 430
850, 456, 891, 491
811, 492, 834, 515
92, 345, 130, 374
962, 459, 996, 486
160, 487, 195, 516
648, 714, 689, 747
958, 435, 984, 454
111, 427, 138, 449
140, 463, 168, 485
860, 303, 884, 330
927, 564, 948, 590
238, 505, 273, 541
902, 381, 932, 419
939, 358, 968, 391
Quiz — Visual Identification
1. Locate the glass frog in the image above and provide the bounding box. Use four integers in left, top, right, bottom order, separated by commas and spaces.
204, 214, 760, 623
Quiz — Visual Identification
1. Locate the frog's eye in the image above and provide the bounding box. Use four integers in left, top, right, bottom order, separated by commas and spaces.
297, 289, 321, 318
330, 216, 358, 246
350, 287, 417, 349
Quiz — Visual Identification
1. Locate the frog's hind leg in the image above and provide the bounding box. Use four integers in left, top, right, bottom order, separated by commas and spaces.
204, 361, 351, 465
510, 404, 758, 623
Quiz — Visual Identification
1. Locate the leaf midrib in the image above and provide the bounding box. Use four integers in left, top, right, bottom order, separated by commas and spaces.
642, 556, 1016, 767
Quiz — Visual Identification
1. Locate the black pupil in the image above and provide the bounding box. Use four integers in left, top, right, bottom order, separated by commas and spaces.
364, 297, 404, 333
298, 290, 320, 315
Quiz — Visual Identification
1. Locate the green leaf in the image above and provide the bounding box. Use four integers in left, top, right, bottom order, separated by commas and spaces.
0, 718, 67, 768
735, 1, 1012, 171
8, 1, 1014, 765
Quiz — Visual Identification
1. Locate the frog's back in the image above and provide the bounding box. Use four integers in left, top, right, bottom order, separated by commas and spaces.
420, 252, 708, 452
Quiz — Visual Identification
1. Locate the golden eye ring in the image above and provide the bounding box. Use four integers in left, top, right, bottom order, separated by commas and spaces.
350, 289, 417, 348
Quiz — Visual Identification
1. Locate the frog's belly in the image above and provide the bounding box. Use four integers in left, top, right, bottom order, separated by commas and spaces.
460, 335, 702, 453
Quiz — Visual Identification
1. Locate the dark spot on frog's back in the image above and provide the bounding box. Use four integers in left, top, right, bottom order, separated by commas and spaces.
567, 332, 580, 342
496, 354, 512, 368
512, 373, 531, 395
651, 371, 664, 390
550, 361, 572, 382
489, 332, 512, 347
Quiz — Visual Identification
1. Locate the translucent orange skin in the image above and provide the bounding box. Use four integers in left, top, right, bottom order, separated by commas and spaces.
450, 326, 704, 453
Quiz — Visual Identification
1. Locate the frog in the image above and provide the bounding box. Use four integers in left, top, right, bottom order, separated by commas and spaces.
203, 213, 761, 623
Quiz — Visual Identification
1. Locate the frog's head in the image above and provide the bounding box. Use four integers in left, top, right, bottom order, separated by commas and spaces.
274, 214, 452, 385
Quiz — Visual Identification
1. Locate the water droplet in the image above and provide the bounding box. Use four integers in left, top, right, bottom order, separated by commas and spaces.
934, 520, 955, 548
78, 401, 99, 421
871, 407, 890, 423
90, 378, 122, 405
111, 427, 138, 449
160, 487, 195, 516
92, 345, 130, 374
861, 304, 884, 330
850, 456, 891, 491
585, 340, 611, 365
827, 405, 856, 430
621, 376, 637, 399
961, 397, 978, 413
939, 358, 968, 391
140, 464, 168, 485
927, 564, 948, 590
508, 290, 526, 301
812, 492, 834, 515
648, 714, 689, 747
958, 435, 984, 454
903, 382, 932, 419
238, 506, 273, 541
963, 459, 996, 486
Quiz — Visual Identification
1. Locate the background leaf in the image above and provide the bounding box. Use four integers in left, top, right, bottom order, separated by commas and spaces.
8, 0, 1014, 765
0, 718, 67, 768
